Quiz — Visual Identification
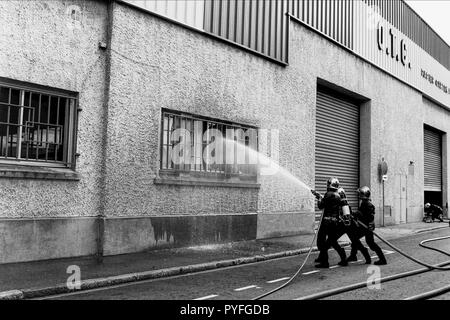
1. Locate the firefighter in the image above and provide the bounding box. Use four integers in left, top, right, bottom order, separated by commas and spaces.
347, 186, 387, 265
336, 188, 372, 264
311, 177, 348, 268
423, 203, 444, 223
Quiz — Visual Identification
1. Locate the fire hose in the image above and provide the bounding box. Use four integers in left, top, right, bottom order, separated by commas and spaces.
357, 219, 450, 271
253, 206, 450, 300
251, 208, 325, 300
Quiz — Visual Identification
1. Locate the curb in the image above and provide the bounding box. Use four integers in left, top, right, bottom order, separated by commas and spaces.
0, 290, 24, 300
0, 241, 351, 300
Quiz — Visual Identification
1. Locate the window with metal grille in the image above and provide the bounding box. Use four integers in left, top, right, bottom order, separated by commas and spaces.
160, 109, 258, 178
0, 81, 78, 168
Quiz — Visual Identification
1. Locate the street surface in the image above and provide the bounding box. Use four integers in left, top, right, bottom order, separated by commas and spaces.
41, 228, 450, 300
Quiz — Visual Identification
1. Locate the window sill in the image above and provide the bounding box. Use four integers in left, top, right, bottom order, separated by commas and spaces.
0, 164, 80, 181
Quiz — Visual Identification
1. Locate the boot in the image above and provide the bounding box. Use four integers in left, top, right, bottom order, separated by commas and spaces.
337, 260, 348, 266
361, 247, 372, 264
315, 251, 327, 264
315, 262, 330, 268
346, 254, 358, 262
346, 247, 358, 262
374, 259, 387, 265
315, 250, 329, 268
337, 247, 348, 266
374, 249, 387, 265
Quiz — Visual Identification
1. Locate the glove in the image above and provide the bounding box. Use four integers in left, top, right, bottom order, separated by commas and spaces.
311, 190, 322, 200
323, 217, 338, 225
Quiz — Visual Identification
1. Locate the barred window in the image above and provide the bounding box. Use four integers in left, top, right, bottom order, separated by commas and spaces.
0, 81, 78, 168
160, 110, 258, 177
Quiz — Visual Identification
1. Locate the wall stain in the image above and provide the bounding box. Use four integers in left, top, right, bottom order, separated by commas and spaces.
149, 215, 257, 247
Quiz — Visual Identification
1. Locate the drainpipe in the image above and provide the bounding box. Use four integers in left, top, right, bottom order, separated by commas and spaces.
97, 0, 114, 264
382, 180, 385, 227
405, 173, 408, 223
379, 158, 388, 227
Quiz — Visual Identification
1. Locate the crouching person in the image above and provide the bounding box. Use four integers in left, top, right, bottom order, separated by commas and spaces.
423, 203, 444, 223
347, 186, 387, 266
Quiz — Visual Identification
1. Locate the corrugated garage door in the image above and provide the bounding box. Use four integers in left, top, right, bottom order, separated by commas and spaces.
315, 90, 360, 221
424, 128, 442, 191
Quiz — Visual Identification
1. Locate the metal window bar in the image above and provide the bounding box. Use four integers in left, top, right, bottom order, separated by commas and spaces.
5, 88, 11, 158
25, 92, 32, 160
45, 95, 50, 161
35, 94, 41, 160
16, 90, 24, 159
55, 96, 60, 161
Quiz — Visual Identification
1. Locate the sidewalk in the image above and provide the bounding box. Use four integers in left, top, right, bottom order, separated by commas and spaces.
0, 221, 447, 299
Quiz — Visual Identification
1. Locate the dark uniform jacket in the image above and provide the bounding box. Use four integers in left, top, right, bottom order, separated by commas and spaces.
355, 200, 376, 230
317, 191, 345, 219
425, 204, 443, 216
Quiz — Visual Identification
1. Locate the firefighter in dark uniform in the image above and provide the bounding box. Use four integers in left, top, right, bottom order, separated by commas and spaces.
336, 187, 372, 264
347, 186, 387, 265
423, 203, 444, 223
311, 177, 348, 268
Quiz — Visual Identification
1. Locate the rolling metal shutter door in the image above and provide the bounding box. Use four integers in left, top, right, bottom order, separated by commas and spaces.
315, 91, 360, 220
424, 128, 442, 192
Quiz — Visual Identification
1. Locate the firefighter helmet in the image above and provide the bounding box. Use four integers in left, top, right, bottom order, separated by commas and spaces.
357, 186, 371, 200
327, 177, 340, 191
424, 203, 431, 210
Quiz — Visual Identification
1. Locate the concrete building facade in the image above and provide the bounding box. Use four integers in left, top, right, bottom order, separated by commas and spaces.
0, 0, 449, 264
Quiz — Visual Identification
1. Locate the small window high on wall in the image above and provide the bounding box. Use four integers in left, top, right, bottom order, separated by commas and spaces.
0, 79, 78, 168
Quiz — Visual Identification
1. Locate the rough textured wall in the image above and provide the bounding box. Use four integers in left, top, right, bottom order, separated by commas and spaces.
104, 4, 312, 218
288, 22, 450, 224
106, 3, 450, 227
0, 0, 108, 218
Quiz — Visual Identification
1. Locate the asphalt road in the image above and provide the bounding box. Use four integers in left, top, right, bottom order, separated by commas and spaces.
42, 228, 450, 300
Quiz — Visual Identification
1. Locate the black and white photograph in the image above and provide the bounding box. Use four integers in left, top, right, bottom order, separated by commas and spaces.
0, 0, 450, 313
